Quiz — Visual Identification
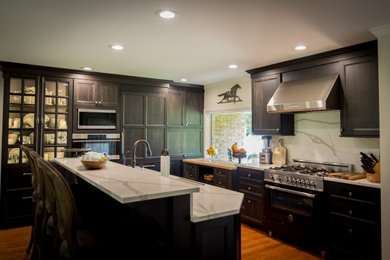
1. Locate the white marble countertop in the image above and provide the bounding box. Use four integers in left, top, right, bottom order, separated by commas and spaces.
169, 176, 244, 223
54, 158, 200, 204
324, 176, 381, 189
54, 158, 244, 223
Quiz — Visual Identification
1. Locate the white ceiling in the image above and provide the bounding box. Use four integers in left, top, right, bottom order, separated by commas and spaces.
1, 0, 390, 85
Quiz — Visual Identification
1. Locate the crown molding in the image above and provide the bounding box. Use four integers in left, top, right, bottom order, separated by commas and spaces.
370, 24, 390, 37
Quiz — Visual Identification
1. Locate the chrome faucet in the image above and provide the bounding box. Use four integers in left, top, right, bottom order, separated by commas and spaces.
130, 139, 152, 168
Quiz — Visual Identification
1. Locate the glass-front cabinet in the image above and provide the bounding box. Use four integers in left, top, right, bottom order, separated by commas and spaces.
4, 75, 72, 165
42, 78, 71, 161
7, 77, 38, 164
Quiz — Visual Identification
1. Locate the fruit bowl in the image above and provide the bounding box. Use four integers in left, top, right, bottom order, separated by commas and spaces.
233, 152, 247, 158
81, 160, 107, 170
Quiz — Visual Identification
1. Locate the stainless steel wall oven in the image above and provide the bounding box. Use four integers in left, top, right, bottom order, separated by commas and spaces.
72, 133, 121, 160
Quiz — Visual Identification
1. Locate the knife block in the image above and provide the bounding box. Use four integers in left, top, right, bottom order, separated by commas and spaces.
366, 162, 380, 183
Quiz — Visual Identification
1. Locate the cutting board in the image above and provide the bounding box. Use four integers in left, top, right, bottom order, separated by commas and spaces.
327, 172, 366, 180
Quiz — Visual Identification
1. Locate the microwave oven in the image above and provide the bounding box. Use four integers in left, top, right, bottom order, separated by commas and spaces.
78, 108, 117, 129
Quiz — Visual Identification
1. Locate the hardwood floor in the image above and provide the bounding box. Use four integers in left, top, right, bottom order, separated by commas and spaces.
0, 226, 30, 260
241, 225, 322, 260
0, 225, 322, 260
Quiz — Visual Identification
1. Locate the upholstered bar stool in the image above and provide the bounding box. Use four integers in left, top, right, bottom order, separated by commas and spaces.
20, 145, 45, 258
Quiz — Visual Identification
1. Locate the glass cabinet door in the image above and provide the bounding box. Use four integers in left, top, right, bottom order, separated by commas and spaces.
7, 77, 38, 165
43, 78, 71, 161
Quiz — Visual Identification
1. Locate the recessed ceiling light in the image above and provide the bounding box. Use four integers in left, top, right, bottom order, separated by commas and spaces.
159, 10, 176, 19
295, 45, 307, 51
229, 64, 238, 69
180, 78, 188, 82
111, 44, 124, 50
81, 67, 92, 71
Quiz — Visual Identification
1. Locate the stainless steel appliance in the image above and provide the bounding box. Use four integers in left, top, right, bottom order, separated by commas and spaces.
267, 73, 340, 113
72, 133, 121, 160
78, 108, 117, 129
263, 159, 353, 253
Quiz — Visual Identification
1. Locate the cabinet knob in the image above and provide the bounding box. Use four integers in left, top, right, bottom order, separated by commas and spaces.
349, 228, 353, 234
349, 210, 353, 215
247, 186, 252, 191
98, 101, 102, 105
218, 181, 222, 185
23, 172, 33, 176
248, 173, 251, 178
276, 128, 280, 132
340, 128, 344, 132
348, 191, 353, 197
242, 206, 245, 210
247, 200, 251, 204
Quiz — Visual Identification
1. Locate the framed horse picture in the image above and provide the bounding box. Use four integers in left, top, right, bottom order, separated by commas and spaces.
217, 84, 242, 104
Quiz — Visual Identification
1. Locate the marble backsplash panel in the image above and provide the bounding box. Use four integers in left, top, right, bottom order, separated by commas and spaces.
272, 111, 380, 173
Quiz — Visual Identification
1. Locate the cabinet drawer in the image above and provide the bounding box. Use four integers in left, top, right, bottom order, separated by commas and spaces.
238, 168, 264, 182
6, 170, 33, 189
241, 196, 263, 225
184, 171, 197, 180
4, 189, 34, 218
214, 168, 228, 176
329, 213, 380, 258
185, 163, 197, 171
239, 181, 263, 197
329, 197, 378, 223
327, 181, 379, 203
214, 175, 228, 188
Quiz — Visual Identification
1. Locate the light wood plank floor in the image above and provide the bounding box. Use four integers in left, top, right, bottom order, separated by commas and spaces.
0, 225, 322, 260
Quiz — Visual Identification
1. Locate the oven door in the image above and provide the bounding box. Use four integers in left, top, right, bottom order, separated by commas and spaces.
72, 134, 121, 160
263, 183, 322, 248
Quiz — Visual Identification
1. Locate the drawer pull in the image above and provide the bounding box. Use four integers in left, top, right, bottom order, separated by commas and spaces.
242, 206, 245, 210
247, 200, 251, 204
349, 210, 353, 215
247, 173, 251, 178
349, 228, 353, 234
22, 196, 33, 200
218, 181, 222, 185
23, 172, 33, 176
348, 191, 353, 197
247, 186, 252, 191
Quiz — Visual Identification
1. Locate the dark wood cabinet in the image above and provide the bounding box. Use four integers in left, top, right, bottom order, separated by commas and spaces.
183, 162, 199, 180
182, 162, 237, 190
122, 91, 166, 157
167, 88, 203, 127
166, 85, 203, 157
1, 68, 73, 227
252, 74, 294, 135
74, 79, 118, 107
324, 181, 381, 260
340, 55, 379, 137
237, 167, 264, 229
247, 41, 379, 137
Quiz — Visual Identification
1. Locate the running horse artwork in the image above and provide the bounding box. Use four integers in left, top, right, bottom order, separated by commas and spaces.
217, 84, 242, 104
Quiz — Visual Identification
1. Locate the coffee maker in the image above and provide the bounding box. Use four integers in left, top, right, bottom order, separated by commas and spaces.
260, 136, 272, 164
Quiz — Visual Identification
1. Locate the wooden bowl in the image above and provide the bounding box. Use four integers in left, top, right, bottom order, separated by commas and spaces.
81, 160, 107, 170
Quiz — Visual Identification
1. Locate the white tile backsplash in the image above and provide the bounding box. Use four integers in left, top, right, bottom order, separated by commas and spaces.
277, 110, 379, 173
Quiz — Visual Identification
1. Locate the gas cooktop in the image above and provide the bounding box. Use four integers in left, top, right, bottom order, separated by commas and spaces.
264, 159, 354, 192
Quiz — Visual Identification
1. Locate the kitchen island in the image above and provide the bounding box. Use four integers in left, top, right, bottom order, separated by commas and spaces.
53, 158, 243, 260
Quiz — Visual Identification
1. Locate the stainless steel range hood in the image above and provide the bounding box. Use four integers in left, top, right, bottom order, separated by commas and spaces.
267, 73, 340, 113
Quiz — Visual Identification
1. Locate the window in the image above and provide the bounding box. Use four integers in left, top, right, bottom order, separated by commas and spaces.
210, 112, 263, 163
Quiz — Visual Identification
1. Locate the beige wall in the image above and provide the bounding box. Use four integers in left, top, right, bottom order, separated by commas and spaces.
371, 24, 390, 260
203, 76, 252, 154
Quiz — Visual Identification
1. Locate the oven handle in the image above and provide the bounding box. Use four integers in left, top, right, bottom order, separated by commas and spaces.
72, 140, 120, 143
265, 184, 316, 199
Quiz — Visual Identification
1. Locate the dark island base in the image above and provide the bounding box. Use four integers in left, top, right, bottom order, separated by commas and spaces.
56, 163, 241, 260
